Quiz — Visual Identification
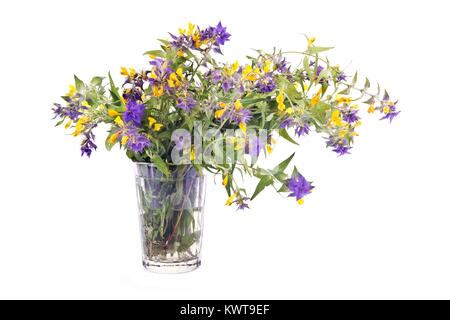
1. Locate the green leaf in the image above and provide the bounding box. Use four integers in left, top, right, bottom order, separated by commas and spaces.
54, 119, 64, 127
352, 72, 358, 85
151, 154, 169, 178
250, 175, 273, 200
364, 77, 370, 90
338, 86, 351, 95
308, 46, 334, 53
108, 72, 122, 107
279, 128, 299, 145
273, 152, 295, 174
90, 76, 104, 87
143, 50, 165, 58
74, 75, 85, 91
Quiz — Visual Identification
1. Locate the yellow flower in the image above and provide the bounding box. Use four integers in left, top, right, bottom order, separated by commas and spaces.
190, 147, 195, 160
307, 37, 316, 48
234, 99, 243, 110
120, 67, 128, 77
82, 100, 90, 108
338, 96, 352, 104
177, 50, 184, 57
176, 68, 184, 81
187, 23, 195, 35
149, 54, 156, 59
169, 72, 181, 86
330, 110, 340, 122
286, 107, 294, 114
148, 117, 156, 127
263, 60, 271, 73
154, 124, 163, 131
276, 89, 285, 111
308, 88, 322, 109
65, 120, 72, 129
215, 109, 226, 118
242, 65, 258, 81
239, 122, 247, 135
72, 122, 84, 137
266, 144, 273, 154
114, 116, 124, 127
383, 106, 391, 114
108, 109, 121, 117
108, 132, 120, 143
67, 85, 76, 97
368, 104, 375, 114
153, 84, 164, 97
121, 135, 129, 145
297, 198, 305, 205
149, 71, 158, 79
225, 192, 238, 206
222, 173, 229, 186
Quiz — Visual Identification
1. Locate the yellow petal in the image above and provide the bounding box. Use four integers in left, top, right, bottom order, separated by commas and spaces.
368, 104, 375, 114
307, 37, 316, 48
149, 71, 158, 79
222, 174, 229, 186
297, 198, 305, 205
108, 132, 120, 143
286, 107, 294, 114
65, 120, 72, 129
120, 67, 129, 76
148, 117, 156, 127
149, 54, 156, 59
177, 50, 184, 57
266, 145, 273, 154
215, 109, 226, 118
114, 116, 124, 127
225, 192, 238, 206
129, 68, 135, 78
234, 99, 243, 110
190, 148, 195, 160
121, 135, 129, 145
108, 109, 121, 117
239, 122, 247, 135
154, 124, 163, 131
176, 68, 184, 80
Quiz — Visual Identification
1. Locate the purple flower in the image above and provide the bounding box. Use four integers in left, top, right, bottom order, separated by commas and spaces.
176, 96, 198, 113
123, 100, 146, 127
80, 130, 97, 158
230, 108, 252, 125
380, 103, 400, 123
222, 79, 234, 92
326, 137, 352, 156
52, 102, 83, 121
279, 116, 294, 129
342, 109, 360, 124
295, 122, 310, 137
337, 73, 347, 82
286, 173, 314, 201
236, 200, 250, 210
126, 129, 152, 153
256, 75, 276, 93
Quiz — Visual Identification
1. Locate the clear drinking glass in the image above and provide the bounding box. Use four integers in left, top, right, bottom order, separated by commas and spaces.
134, 163, 206, 273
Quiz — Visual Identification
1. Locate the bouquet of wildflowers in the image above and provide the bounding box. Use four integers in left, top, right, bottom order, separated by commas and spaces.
53, 21, 399, 210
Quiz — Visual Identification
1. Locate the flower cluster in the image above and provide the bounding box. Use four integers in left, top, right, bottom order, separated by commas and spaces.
52, 23, 399, 209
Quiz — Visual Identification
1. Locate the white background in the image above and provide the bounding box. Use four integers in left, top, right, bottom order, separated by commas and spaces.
1, 0, 449, 299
